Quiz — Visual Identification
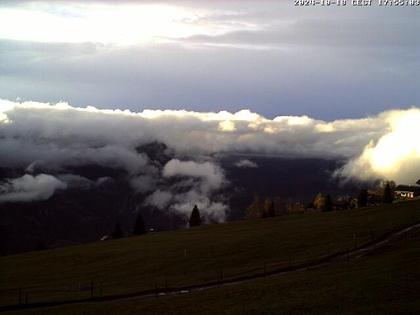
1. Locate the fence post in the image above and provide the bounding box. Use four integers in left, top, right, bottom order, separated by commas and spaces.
18, 288, 22, 305
353, 232, 357, 249
369, 227, 375, 241
90, 280, 94, 298
217, 267, 224, 284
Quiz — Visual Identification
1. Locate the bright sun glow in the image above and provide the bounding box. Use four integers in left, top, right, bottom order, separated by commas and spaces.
0, 3, 221, 45
368, 110, 420, 173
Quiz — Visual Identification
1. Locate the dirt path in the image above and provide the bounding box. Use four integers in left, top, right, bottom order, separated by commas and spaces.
1, 222, 419, 313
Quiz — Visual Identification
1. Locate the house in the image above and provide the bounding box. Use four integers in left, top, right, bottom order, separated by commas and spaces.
394, 185, 420, 200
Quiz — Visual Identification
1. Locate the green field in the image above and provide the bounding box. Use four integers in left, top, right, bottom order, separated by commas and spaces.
6, 219, 420, 315
1, 200, 420, 313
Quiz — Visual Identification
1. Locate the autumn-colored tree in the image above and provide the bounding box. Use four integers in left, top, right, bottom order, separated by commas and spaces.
313, 193, 333, 211
286, 202, 305, 213
273, 197, 286, 215
263, 197, 275, 217
246, 194, 263, 219
313, 193, 326, 211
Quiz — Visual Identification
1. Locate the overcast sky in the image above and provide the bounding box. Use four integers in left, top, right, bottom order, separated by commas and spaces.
0, 0, 418, 119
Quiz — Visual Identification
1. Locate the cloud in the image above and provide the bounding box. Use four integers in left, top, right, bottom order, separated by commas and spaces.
172, 194, 227, 223
160, 159, 228, 220
57, 174, 93, 190
0, 174, 67, 203
163, 159, 225, 192
336, 109, 420, 184
0, 1, 264, 45
234, 159, 258, 168
0, 1, 418, 121
144, 189, 173, 210
130, 175, 157, 193
1, 99, 420, 214
0, 99, 415, 164
0, 99, 386, 163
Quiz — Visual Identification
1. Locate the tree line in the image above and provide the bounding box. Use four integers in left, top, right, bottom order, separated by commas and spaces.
110, 204, 203, 240
109, 181, 397, 240
245, 180, 397, 219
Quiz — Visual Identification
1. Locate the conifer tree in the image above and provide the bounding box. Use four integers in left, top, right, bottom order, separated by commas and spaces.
35, 240, 47, 251
383, 182, 394, 204
133, 213, 147, 235
111, 222, 124, 239
324, 194, 333, 212
189, 205, 202, 227
357, 189, 368, 208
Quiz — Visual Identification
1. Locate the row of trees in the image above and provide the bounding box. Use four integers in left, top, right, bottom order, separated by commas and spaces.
245, 193, 334, 219
111, 212, 147, 239
245, 180, 397, 220
246, 195, 277, 219
312, 193, 333, 212
111, 180, 399, 238
111, 204, 202, 239
357, 181, 395, 208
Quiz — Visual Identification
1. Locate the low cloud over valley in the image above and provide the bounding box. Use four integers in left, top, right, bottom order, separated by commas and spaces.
0, 99, 419, 220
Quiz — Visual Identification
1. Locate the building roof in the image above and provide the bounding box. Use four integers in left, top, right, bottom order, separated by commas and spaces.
395, 185, 420, 193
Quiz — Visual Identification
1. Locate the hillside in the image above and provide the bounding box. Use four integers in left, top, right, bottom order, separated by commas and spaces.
11, 220, 419, 315
1, 200, 420, 314
0, 154, 359, 256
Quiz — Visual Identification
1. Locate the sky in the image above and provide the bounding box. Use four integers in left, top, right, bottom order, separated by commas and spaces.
0, 0, 418, 120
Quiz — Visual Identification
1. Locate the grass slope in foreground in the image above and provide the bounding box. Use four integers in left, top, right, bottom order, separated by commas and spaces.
1, 200, 420, 308
13, 218, 420, 315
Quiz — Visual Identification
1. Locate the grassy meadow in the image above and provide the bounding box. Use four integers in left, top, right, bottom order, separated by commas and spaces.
9, 223, 419, 315
1, 199, 420, 310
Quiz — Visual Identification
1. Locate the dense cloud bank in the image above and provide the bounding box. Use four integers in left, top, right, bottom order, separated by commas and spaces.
0, 99, 419, 217
336, 109, 420, 184
0, 174, 67, 203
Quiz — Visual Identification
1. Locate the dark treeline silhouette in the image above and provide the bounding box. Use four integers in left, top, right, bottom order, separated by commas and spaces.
357, 189, 368, 208
111, 222, 124, 239
107, 180, 402, 236
246, 194, 284, 219
244, 179, 401, 220
189, 205, 202, 227
383, 182, 394, 204
35, 240, 47, 251
324, 194, 333, 212
133, 213, 147, 235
